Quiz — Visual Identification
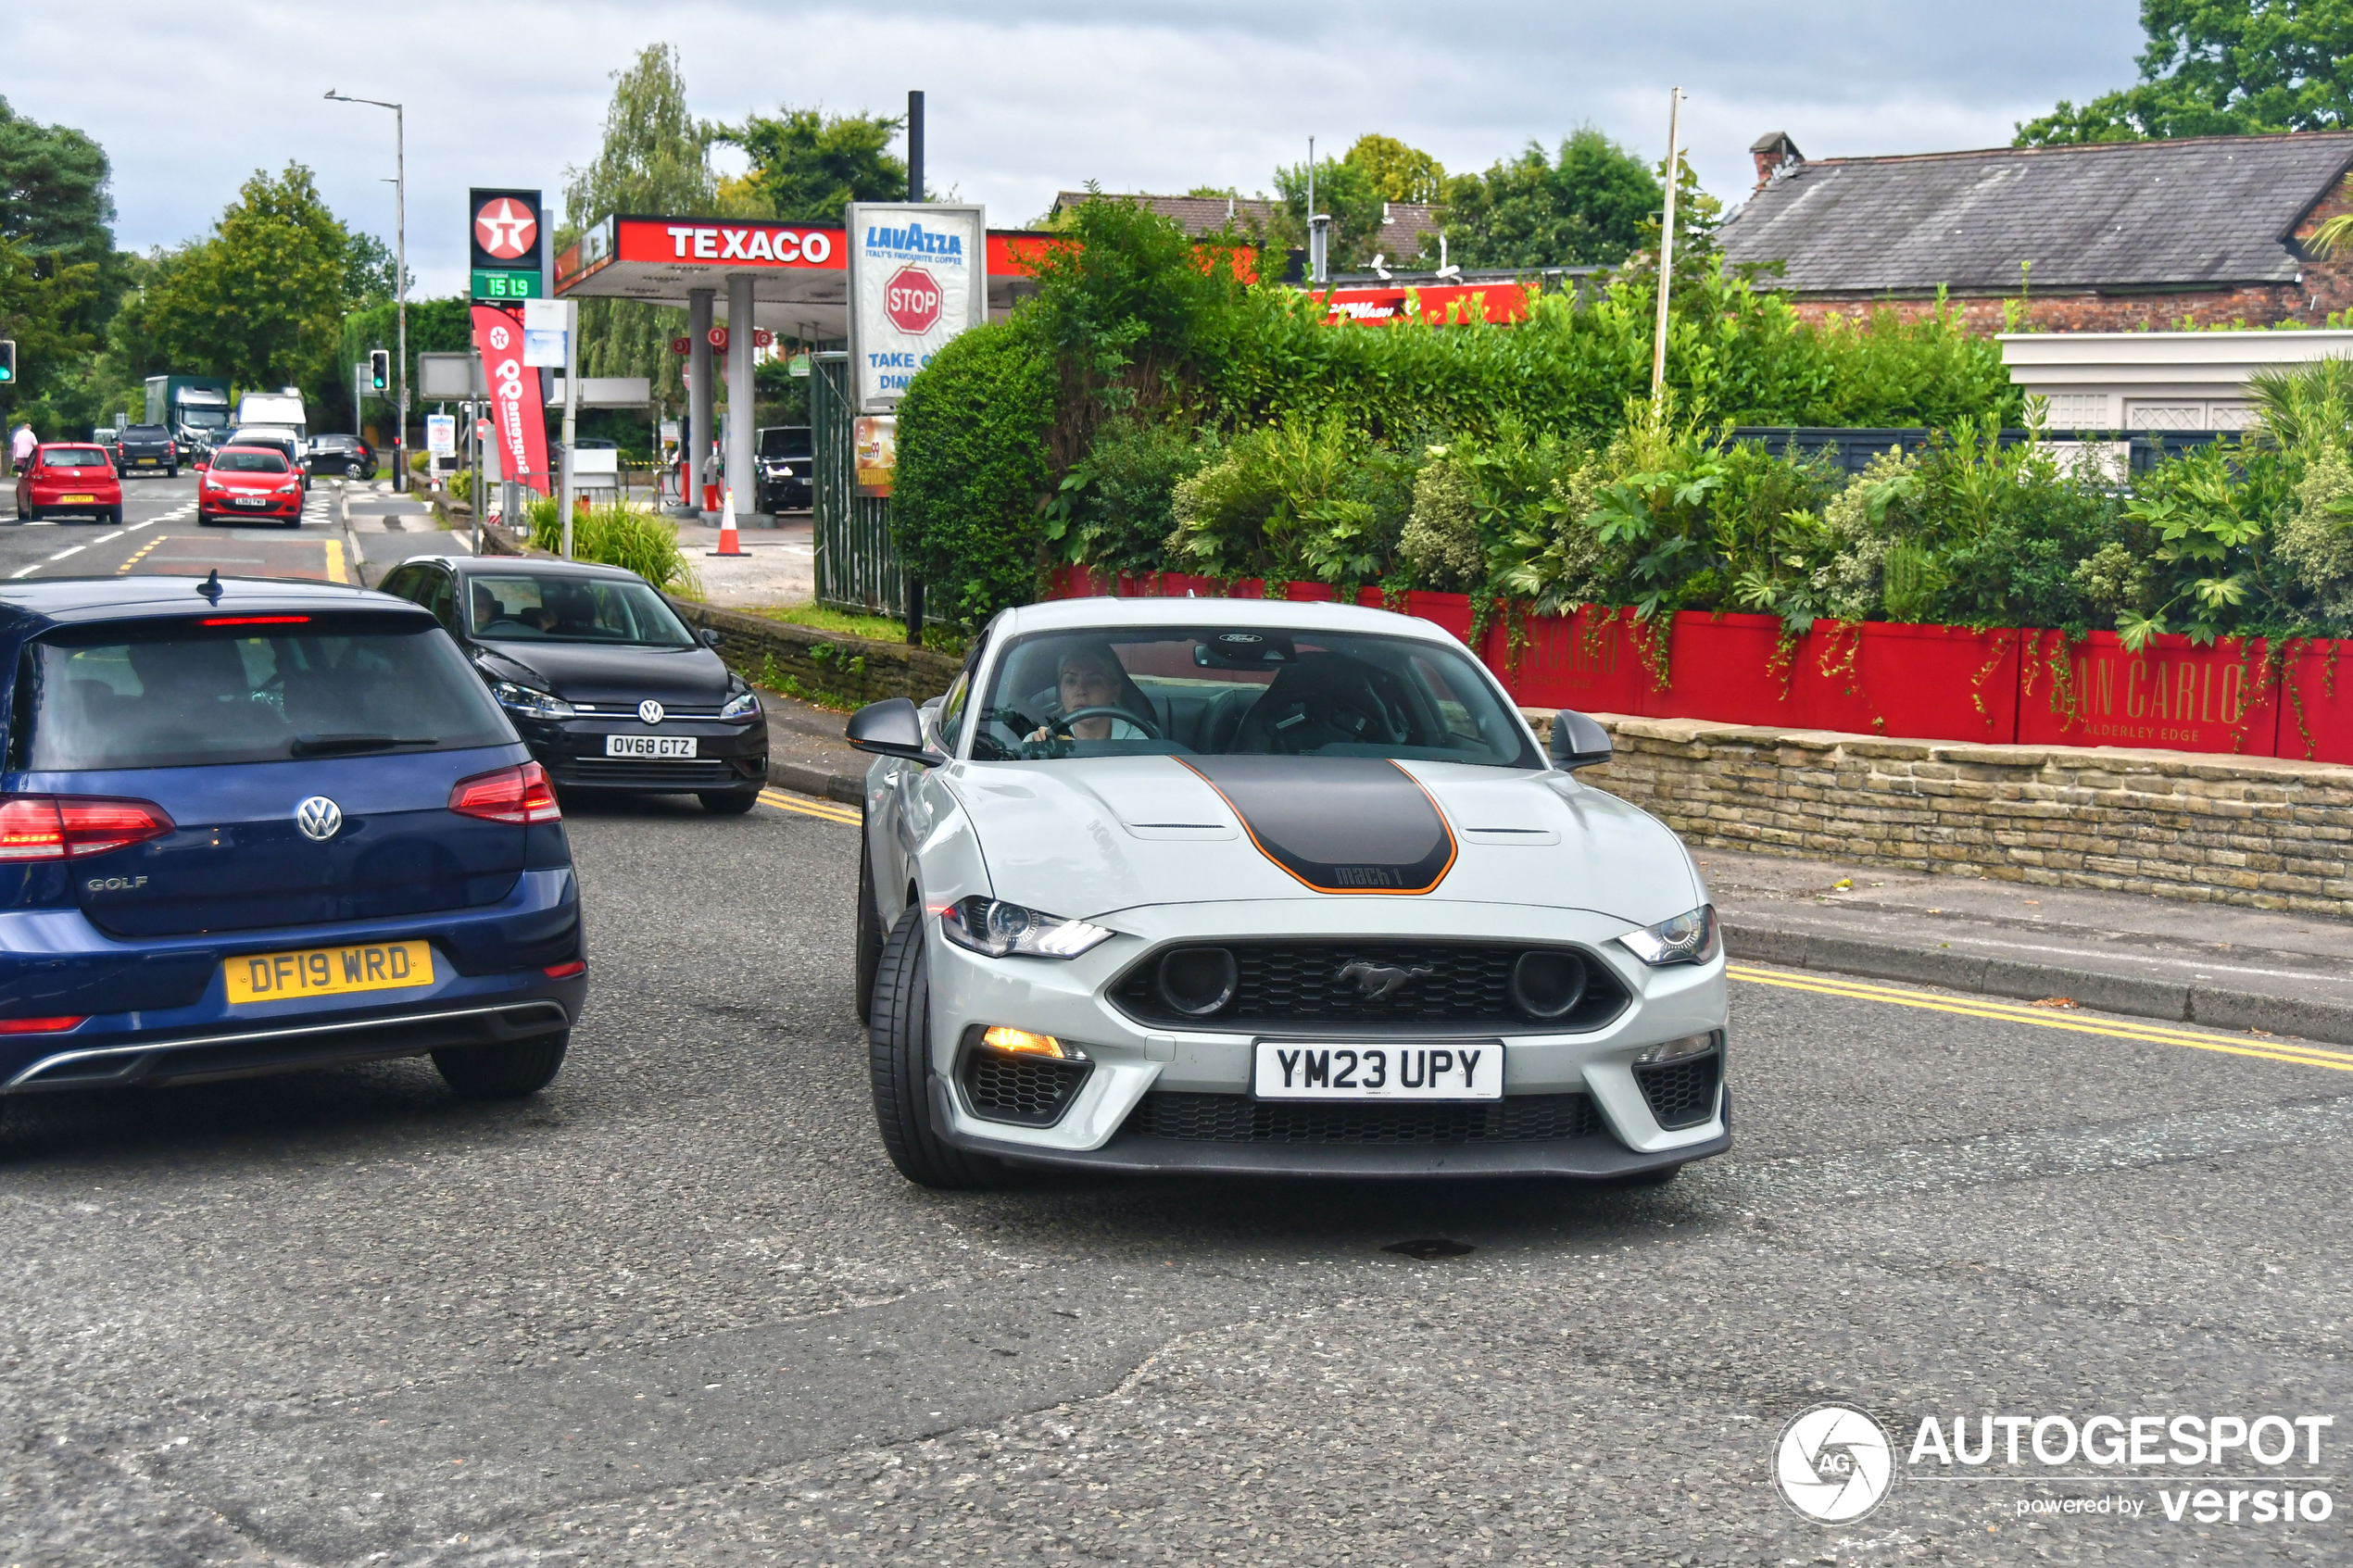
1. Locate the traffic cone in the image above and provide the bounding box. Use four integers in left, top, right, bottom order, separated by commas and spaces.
711, 486, 748, 557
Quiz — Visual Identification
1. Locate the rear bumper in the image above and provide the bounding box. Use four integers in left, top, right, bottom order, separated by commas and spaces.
4, 997, 575, 1092
0, 867, 585, 1093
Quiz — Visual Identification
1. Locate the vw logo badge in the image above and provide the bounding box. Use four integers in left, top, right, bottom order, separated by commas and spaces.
295, 797, 343, 842
638, 699, 665, 725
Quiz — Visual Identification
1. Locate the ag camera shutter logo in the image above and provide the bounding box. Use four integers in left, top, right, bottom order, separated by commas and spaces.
1774, 1403, 1897, 1524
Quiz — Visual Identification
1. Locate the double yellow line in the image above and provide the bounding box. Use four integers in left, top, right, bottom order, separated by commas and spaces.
758, 787, 859, 826
1730, 963, 2353, 1074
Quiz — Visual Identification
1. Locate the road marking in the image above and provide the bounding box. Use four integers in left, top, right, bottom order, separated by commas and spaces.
759, 788, 859, 825
118, 536, 164, 573
130, 518, 158, 530
322, 538, 347, 584
1728, 963, 2353, 1074
46, 546, 82, 562
94, 530, 123, 543
9, 564, 37, 579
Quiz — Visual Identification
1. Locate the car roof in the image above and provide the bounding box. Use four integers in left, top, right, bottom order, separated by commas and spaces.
0, 576, 429, 636
995, 594, 1461, 645
443, 556, 648, 583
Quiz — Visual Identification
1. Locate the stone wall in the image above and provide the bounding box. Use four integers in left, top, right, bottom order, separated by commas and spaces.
666, 599, 965, 709
1525, 711, 2353, 920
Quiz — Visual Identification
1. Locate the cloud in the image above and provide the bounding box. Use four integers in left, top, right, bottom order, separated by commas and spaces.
3, 0, 2143, 295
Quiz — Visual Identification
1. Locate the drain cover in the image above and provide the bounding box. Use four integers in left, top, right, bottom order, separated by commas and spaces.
1382, 1237, 1475, 1260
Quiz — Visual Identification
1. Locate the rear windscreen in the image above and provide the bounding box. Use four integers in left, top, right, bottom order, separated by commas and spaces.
42, 450, 108, 469
8, 618, 514, 771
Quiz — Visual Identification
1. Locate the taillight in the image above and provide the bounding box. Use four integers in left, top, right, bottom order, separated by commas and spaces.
449, 761, 560, 823
0, 1016, 86, 1035
0, 795, 175, 860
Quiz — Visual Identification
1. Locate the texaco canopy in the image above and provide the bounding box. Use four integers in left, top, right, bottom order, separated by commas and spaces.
553, 215, 1044, 339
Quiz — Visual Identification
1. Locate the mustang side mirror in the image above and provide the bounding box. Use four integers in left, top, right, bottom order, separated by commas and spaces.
698, 627, 724, 648
1548, 709, 1613, 770
847, 696, 945, 766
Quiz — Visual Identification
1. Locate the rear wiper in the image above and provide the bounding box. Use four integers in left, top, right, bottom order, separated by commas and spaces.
290, 734, 438, 756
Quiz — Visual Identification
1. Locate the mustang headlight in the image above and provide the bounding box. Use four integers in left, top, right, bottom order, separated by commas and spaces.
1617, 904, 1720, 967
720, 677, 760, 720
938, 896, 1113, 960
490, 680, 574, 721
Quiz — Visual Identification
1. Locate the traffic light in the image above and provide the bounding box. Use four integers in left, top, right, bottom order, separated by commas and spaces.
0, 340, 15, 384
368, 349, 390, 393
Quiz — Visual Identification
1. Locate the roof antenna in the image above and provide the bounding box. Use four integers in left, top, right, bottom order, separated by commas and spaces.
197, 569, 222, 605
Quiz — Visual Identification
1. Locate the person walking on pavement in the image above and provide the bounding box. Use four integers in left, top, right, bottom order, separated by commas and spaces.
8, 421, 34, 478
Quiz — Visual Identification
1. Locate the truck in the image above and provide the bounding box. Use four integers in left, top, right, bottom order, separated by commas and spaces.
233, 388, 308, 444
144, 375, 234, 460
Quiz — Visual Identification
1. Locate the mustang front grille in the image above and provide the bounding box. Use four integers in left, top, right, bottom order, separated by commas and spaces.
1634, 1052, 1721, 1129
1109, 941, 1627, 1033
1121, 1091, 1599, 1145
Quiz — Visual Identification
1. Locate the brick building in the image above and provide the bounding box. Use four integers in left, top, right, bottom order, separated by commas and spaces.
1718, 131, 2353, 332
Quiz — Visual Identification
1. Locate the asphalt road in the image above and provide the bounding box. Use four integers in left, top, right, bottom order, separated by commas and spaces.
2, 468, 354, 588
1, 635, 2350, 1563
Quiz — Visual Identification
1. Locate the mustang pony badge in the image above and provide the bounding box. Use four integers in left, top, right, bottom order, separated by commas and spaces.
1336, 960, 1435, 1002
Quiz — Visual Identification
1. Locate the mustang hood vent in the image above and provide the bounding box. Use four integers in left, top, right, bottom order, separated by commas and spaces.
1178, 756, 1456, 895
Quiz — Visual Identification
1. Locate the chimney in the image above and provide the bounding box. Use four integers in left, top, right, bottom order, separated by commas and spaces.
1750, 132, 1803, 190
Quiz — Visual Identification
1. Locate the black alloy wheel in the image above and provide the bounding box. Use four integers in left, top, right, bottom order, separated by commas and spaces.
869, 904, 1006, 1189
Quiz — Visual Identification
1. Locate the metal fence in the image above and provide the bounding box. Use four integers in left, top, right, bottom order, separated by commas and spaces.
812, 352, 903, 614
1728, 426, 2241, 477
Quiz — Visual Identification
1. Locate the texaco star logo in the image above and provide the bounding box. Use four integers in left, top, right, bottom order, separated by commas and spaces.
475, 197, 537, 260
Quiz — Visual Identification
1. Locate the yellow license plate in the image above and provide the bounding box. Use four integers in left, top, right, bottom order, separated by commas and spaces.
60, 493, 95, 504
224, 940, 435, 1004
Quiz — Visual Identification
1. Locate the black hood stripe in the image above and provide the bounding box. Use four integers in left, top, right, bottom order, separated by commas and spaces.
1177, 756, 1456, 895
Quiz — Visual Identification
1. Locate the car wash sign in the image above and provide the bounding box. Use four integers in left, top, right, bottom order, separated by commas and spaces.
846, 203, 987, 411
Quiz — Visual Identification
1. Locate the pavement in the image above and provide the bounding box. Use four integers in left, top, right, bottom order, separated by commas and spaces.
6, 788, 2350, 1565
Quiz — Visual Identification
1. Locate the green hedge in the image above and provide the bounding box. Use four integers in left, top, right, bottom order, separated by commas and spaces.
890, 317, 1056, 624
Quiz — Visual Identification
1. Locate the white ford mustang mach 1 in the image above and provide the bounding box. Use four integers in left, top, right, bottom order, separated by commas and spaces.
847, 596, 1728, 1188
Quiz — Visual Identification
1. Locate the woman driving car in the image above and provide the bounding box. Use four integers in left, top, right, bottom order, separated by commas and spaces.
1027, 642, 1151, 742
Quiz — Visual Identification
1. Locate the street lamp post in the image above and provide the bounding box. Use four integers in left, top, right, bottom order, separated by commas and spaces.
325, 89, 406, 493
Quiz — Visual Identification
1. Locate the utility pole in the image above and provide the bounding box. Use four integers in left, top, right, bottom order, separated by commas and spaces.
560, 298, 579, 558
1651, 88, 1683, 414
903, 88, 925, 649
325, 89, 406, 489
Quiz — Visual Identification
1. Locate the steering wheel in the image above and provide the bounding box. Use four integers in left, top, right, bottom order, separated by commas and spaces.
1043, 705, 1163, 740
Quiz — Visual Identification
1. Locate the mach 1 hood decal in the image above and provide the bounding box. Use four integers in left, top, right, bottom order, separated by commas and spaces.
1177, 756, 1456, 895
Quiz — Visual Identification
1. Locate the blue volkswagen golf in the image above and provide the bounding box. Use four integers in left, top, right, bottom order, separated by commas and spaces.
0, 574, 586, 1102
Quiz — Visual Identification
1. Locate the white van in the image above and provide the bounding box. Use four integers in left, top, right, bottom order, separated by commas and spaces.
234, 389, 308, 443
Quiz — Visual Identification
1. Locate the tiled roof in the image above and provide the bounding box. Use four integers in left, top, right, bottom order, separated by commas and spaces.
1371, 202, 1440, 265
1718, 132, 2353, 295
1051, 191, 1276, 236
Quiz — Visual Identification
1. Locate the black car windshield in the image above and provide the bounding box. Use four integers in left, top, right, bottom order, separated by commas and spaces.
213, 450, 289, 472
464, 573, 695, 646
10, 618, 511, 771
970, 626, 1541, 768
758, 428, 812, 458
42, 449, 108, 469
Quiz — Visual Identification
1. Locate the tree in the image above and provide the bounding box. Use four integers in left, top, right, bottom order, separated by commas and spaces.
1343, 134, 1445, 204
562, 44, 715, 406
1425, 128, 1659, 270
1270, 155, 1387, 270
2016, 1, 2353, 144
0, 95, 120, 436
145, 165, 369, 411
717, 107, 909, 221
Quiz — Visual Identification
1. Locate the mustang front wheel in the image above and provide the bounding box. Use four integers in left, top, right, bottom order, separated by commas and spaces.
869, 904, 1005, 1188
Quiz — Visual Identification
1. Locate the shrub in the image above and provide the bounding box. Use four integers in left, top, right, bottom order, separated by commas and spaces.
1165, 414, 1417, 591
1043, 418, 1206, 578
525, 498, 699, 596
891, 317, 1056, 623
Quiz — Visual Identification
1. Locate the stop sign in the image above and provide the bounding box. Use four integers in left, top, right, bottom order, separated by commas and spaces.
883, 265, 943, 334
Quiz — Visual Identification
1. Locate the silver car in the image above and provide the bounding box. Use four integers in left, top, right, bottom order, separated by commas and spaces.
848, 596, 1729, 1188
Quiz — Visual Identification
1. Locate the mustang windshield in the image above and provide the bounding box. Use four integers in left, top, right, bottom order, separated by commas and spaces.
970, 627, 1541, 768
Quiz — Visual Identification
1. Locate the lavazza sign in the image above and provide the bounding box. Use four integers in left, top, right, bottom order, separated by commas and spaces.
846, 203, 988, 411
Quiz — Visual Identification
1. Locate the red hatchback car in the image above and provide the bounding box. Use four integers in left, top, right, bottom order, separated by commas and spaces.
197, 445, 304, 526
14, 444, 123, 525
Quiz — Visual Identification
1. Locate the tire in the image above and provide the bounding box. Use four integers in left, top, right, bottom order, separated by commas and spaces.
698, 788, 759, 814
346, 459, 364, 478
104, 508, 121, 527
432, 1031, 568, 1099
869, 905, 1003, 1189
854, 833, 885, 1025
167, 466, 178, 479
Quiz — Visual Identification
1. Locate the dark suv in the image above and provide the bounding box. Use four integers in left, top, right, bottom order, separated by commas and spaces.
116, 423, 178, 478
308, 433, 377, 480
754, 426, 812, 513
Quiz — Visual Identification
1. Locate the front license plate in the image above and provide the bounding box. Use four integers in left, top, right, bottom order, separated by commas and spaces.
1252, 1039, 1503, 1101
59, 494, 95, 504
232, 496, 270, 508
224, 939, 435, 1005
605, 734, 698, 758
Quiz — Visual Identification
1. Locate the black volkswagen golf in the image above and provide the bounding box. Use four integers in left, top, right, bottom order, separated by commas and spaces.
377, 558, 768, 812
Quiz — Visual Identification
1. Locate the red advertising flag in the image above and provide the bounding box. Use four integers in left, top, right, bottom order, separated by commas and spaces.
471, 304, 550, 495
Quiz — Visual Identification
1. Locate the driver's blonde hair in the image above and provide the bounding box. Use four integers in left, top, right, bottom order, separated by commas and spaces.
1056, 642, 1125, 685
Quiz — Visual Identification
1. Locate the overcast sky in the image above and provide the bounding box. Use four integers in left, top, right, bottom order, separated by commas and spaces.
8, 0, 2145, 295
